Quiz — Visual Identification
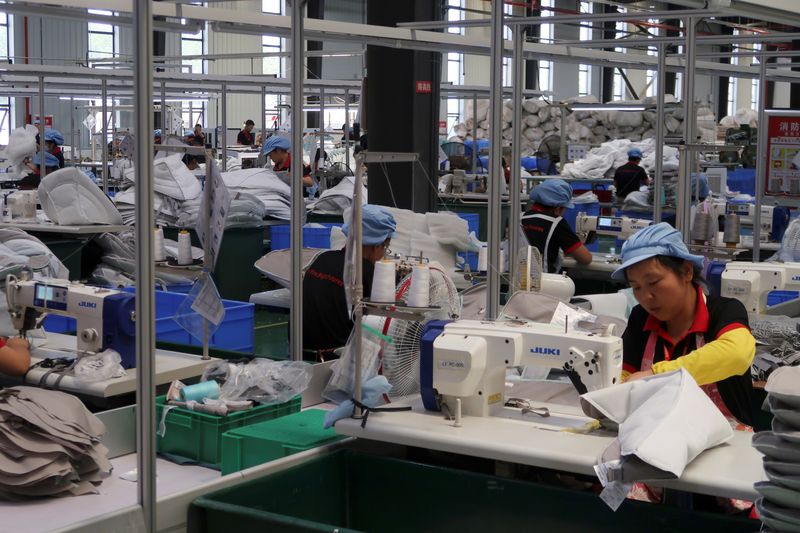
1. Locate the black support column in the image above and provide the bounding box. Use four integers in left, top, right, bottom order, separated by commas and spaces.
307, 0, 325, 130
366, 0, 442, 213
600, 3, 617, 102
716, 25, 734, 120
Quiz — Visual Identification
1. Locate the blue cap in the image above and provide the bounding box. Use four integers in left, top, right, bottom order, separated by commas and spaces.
154, 129, 162, 138
611, 222, 705, 281
529, 179, 574, 208
33, 152, 59, 168
342, 204, 397, 245
628, 148, 643, 160
261, 135, 291, 156
44, 129, 64, 146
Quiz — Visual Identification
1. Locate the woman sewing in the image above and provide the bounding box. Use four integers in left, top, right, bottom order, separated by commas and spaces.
613, 223, 756, 426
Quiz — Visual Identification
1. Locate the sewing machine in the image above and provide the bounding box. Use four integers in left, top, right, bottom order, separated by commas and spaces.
420, 319, 622, 417
5, 276, 137, 368
711, 202, 790, 243
575, 214, 652, 243
721, 261, 800, 316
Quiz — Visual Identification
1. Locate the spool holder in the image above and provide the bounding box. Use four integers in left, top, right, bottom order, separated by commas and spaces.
362, 299, 440, 321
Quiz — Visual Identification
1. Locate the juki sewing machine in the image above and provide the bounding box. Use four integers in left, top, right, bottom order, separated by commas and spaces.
720, 261, 800, 316
5, 275, 137, 368
711, 202, 790, 243
420, 319, 622, 417
575, 214, 653, 243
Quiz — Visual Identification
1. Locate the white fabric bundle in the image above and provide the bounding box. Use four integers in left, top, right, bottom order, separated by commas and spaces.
220, 167, 292, 220
123, 154, 202, 201
581, 368, 733, 479
309, 175, 367, 216
0, 125, 38, 169
38, 168, 123, 226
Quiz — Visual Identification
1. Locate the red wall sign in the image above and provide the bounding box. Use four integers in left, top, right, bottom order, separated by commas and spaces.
765, 115, 800, 196
415, 80, 432, 94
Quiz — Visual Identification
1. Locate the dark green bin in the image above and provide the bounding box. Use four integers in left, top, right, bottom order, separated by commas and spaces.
190, 449, 756, 533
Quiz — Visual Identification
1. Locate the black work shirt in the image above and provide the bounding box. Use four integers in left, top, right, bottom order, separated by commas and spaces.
302, 249, 375, 351
521, 206, 582, 273
186, 133, 205, 147
622, 290, 754, 425
613, 162, 649, 199
237, 130, 255, 146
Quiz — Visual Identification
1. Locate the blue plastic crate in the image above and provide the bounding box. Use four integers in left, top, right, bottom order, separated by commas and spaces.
705, 261, 727, 298
456, 213, 480, 236
271, 223, 342, 250
457, 251, 479, 272
44, 287, 255, 353
767, 291, 799, 307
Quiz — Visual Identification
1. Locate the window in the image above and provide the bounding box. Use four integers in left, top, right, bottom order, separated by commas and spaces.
0, 5, 11, 144
445, 0, 465, 134
577, 2, 593, 96
87, 9, 118, 66
501, 3, 513, 87
645, 19, 658, 98
263, 0, 286, 128
727, 30, 740, 117
538, 0, 554, 93
751, 42, 761, 110
612, 7, 627, 101
179, 4, 207, 129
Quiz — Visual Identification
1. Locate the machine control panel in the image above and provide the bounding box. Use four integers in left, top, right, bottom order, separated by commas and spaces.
33, 283, 69, 311
595, 217, 623, 233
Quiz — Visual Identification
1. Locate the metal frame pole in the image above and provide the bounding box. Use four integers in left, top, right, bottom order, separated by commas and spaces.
101, 79, 109, 193
753, 51, 768, 261
133, 1, 156, 531
486, 0, 503, 320
161, 81, 167, 134
290, 0, 307, 361
319, 87, 325, 178
678, 17, 697, 242
471, 94, 478, 172
510, 26, 524, 292
344, 88, 351, 172
654, 43, 666, 223
221, 83, 228, 171
70, 97, 76, 163
261, 85, 267, 149
38, 76, 46, 179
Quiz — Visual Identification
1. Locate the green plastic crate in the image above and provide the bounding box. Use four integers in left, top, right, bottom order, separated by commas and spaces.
155, 395, 301, 468
220, 409, 344, 475
191, 450, 757, 533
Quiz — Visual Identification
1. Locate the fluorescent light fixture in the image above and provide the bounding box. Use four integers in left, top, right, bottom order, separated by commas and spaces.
58, 97, 102, 101
303, 107, 348, 112
765, 109, 800, 115
569, 105, 646, 111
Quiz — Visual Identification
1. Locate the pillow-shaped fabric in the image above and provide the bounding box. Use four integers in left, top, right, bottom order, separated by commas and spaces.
38, 168, 123, 226
581, 368, 733, 478
123, 153, 202, 201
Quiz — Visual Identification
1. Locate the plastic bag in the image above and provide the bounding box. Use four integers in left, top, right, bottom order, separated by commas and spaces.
200, 359, 312, 404
73, 349, 127, 383
174, 274, 225, 343
770, 218, 800, 263
323, 322, 390, 404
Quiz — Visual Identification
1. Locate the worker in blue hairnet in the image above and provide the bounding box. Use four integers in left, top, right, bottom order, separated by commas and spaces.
521, 179, 592, 273
20, 152, 60, 189
613, 148, 650, 204
614, 223, 755, 426
35, 129, 66, 169
262, 135, 315, 195
302, 204, 397, 359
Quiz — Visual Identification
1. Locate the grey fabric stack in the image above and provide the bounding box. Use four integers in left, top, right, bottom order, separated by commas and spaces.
753, 367, 800, 531
0, 387, 111, 499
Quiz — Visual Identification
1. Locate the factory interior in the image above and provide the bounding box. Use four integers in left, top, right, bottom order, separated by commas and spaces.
3, 0, 800, 531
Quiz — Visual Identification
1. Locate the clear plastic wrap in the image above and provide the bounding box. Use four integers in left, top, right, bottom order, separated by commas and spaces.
200, 359, 312, 404
73, 350, 126, 383
323, 323, 389, 404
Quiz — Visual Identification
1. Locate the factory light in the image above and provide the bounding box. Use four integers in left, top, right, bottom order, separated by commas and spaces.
568, 105, 646, 111
764, 109, 800, 115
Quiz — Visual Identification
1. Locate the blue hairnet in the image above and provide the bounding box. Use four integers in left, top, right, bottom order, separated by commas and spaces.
529, 179, 575, 208
44, 129, 64, 146
261, 135, 291, 155
153, 129, 162, 138
628, 148, 643, 160
342, 204, 397, 245
33, 152, 59, 168
611, 222, 705, 281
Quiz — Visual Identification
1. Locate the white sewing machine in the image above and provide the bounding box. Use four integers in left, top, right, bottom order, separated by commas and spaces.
420, 319, 623, 417
5, 276, 138, 367
721, 261, 800, 316
711, 202, 790, 243
575, 214, 652, 242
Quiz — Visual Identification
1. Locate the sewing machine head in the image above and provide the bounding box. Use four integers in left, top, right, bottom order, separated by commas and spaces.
5, 275, 137, 368
712, 203, 790, 243
575, 214, 652, 243
420, 319, 623, 417
721, 261, 800, 315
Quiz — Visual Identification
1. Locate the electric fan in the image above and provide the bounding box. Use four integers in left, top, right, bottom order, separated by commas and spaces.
375, 265, 461, 399
536, 135, 563, 168
517, 245, 543, 292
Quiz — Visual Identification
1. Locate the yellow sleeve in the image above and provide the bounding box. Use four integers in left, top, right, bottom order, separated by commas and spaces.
621, 369, 631, 382
650, 327, 755, 386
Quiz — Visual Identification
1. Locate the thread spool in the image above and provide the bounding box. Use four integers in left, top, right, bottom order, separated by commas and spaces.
154, 227, 167, 262
370, 260, 396, 303
177, 230, 193, 265
723, 213, 742, 248
407, 264, 430, 308
691, 211, 715, 243
478, 245, 488, 273
180, 380, 220, 402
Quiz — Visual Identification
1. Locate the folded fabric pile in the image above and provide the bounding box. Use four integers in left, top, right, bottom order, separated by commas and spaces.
753, 367, 800, 531
0, 387, 111, 499
750, 317, 800, 382
176, 191, 266, 229
220, 167, 292, 220
308, 175, 367, 216
449, 95, 717, 156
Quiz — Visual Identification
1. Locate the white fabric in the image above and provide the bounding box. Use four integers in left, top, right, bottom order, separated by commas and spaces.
581, 368, 733, 478
765, 366, 800, 408
38, 167, 123, 225
309, 175, 367, 216
124, 153, 202, 201
220, 167, 291, 220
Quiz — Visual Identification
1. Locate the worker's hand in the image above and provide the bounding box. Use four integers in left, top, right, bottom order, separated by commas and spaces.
6, 336, 31, 351
624, 369, 653, 382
